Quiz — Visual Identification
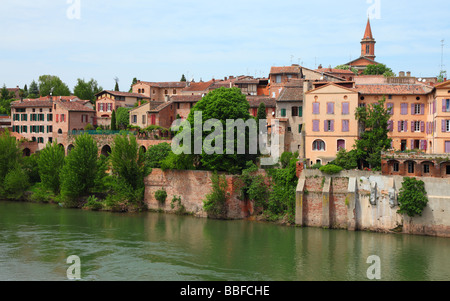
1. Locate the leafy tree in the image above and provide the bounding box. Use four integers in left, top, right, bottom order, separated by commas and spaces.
334, 64, 358, 74
22, 153, 40, 185
38, 75, 71, 96
280, 151, 298, 169
397, 177, 428, 217
146, 142, 172, 168
129, 77, 138, 93
160, 151, 194, 171
110, 110, 117, 131
38, 142, 66, 194
73, 78, 103, 102
180, 74, 187, 82
1, 84, 10, 100
354, 98, 392, 170
437, 70, 447, 83
28, 80, 39, 98
0, 130, 22, 184
330, 149, 358, 170
184, 87, 257, 173
115, 107, 130, 129
363, 64, 395, 77
3, 166, 30, 200
110, 134, 149, 191
60, 134, 101, 202
203, 172, 228, 219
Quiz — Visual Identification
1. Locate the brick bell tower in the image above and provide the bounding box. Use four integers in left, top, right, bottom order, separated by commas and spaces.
361, 18, 376, 61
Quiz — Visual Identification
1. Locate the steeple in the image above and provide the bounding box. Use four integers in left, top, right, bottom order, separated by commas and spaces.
361, 18, 376, 60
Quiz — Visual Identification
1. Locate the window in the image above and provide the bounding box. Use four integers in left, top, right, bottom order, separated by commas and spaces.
142, 115, 146, 124
400, 103, 408, 115
342, 102, 349, 115
47, 126, 53, 133
423, 164, 430, 174
107, 103, 112, 112
408, 162, 415, 174
47, 114, 53, 121
398, 121, 407, 132
38, 137, 44, 144
298, 106, 303, 117
287, 127, 291, 132
173, 89, 177, 94
447, 165, 450, 175
313, 140, 326, 151
164, 90, 168, 95
444, 99, 450, 112
312, 120, 320, 132
324, 120, 334, 132
414, 103, 423, 115
387, 103, 394, 115
298, 124, 303, 133
366, 44, 370, 54
358, 103, 366, 108
292, 107, 298, 117
414, 121, 421, 132
132, 115, 137, 124
327, 102, 334, 114
442, 120, 450, 133
337, 139, 346, 151
393, 162, 399, 172
275, 75, 282, 83
313, 103, 320, 114
342, 120, 349, 132
281, 108, 286, 117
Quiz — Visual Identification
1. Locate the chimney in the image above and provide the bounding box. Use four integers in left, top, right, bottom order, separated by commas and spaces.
399, 71, 405, 77
224, 77, 228, 81
138, 100, 141, 107
318, 64, 322, 69
406, 71, 411, 77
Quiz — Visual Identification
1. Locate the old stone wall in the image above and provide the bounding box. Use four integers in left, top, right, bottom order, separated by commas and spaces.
296, 169, 450, 237
144, 169, 252, 219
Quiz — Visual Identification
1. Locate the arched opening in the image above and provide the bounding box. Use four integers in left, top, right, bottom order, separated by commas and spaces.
140, 145, 147, 153
58, 129, 63, 134
420, 161, 434, 177
405, 160, 416, 175
67, 144, 74, 155
23, 148, 31, 157
440, 162, 450, 177
312, 139, 326, 151
58, 143, 65, 150
337, 139, 346, 151
388, 160, 400, 174
101, 145, 112, 157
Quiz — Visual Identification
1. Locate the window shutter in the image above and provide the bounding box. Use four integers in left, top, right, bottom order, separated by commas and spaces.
443, 120, 447, 133
398, 121, 402, 132
411, 121, 415, 132
324, 120, 328, 132
56, 114, 59, 123
299, 106, 303, 117
411, 104, 415, 115
330, 120, 334, 132
401, 103, 407, 115
387, 103, 394, 115
313, 103, 319, 114
411, 140, 415, 150
421, 121, 425, 132
443, 99, 447, 113
420, 104, 425, 115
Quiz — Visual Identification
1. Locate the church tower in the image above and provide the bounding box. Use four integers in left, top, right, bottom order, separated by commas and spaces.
360, 18, 376, 61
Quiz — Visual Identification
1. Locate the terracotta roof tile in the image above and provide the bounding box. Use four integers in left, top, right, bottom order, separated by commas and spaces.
277, 86, 304, 102
137, 81, 187, 88
355, 84, 433, 95
246, 96, 276, 108
270, 66, 301, 75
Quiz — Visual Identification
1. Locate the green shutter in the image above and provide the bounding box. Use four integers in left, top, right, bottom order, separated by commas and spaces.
281, 109, 286, 117
299, 124, 303, 133
299, 106, 303, 117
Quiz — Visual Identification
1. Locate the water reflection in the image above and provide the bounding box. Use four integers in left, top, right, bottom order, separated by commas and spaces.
0, 201, 449, 281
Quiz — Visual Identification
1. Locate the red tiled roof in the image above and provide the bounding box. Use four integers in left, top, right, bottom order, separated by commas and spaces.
182, 80, 215, 92
246, 96, 276, 108
57, 101, 95, 112
137, 81, 187, 89
277, 86, 304, 102
270, 66, 301, 75
316, 68, 355, 74
355, 84, 434, 95
97, 90, 150, 98
363, 18, 374, 40
11, 100, 53, 108
170, 95, 203, 102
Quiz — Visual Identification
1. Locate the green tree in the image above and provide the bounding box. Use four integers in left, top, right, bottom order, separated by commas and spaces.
23, 84, 28, 98
146, 142, 172, 168
115, 107, 130, 129
180, 74, 187, 82
354, 98, 392, 169
203, 172, 228, 219
38, 142, 66, 194
184, 87, 257, 173
3, 166, 30, 200
437, 70, 447, 83
0, 130, 22, 185
334, 64, 358, 74
28, 80, 39, 98
38, 75, 71, 96
110, 110, 117, 131
73, 78, 103, 102
363, 64, 395, 77
60, 134, 101, 202
397, 177, 429, 217
330, 149, 359, 170
129, 77, 138, 92
114, 79, 120, 92
1, 84, 10, 100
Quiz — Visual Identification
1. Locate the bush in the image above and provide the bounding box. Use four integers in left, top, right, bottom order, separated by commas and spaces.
203, 172, 228, 219
319, 164, 343, 175
83, 195, 103, 211
155, 189, 167, 204
397, 177, 428, 217
330, 149, 358, 170
28, 183, 54, 203
310, 162, 322, 169
146, 142, 172, 168
3, 166, 30, 200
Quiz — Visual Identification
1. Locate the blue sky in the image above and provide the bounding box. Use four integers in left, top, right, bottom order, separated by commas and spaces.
1, 0, 449, 92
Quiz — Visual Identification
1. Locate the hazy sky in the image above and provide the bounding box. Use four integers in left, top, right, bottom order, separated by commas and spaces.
1, 0, 449, 91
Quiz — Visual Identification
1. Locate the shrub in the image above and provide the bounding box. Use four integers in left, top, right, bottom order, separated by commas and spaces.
3, 166, 30, 200
83, 195, 103, 211
155, 189, 167, 204
397, 177, 428, 217
28, 183, 54, 203
319, 164, 343, 175
310, 162, 322, 169
203, 172, 228, 219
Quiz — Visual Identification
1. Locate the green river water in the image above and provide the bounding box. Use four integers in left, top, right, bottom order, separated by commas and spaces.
0, 201, 449, 281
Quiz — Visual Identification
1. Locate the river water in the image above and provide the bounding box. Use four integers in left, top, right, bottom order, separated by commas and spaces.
0, 201, 449, 281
